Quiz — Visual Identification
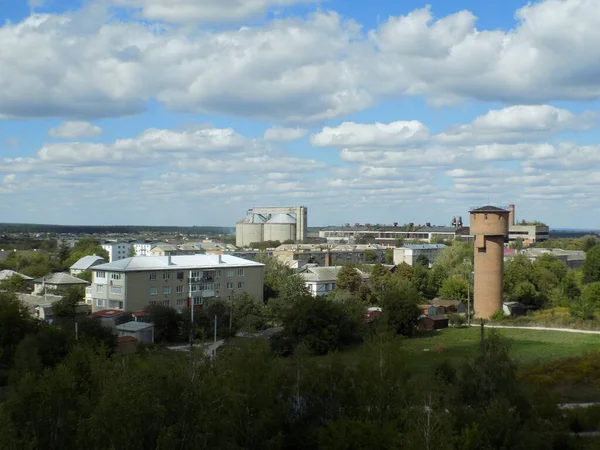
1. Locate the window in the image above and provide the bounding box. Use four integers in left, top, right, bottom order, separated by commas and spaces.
214, 283, 220, 290
191, 271, 201, 278
110, 286, 122, 294
150, 287, 158, 296
226, 282, 233, 289
95, 271, 106, 278
149, 301, 157, 306
237, 268, 245, 276
238, 282, 244, 289
110, 273, 122, 280
177, 272, 184, 280
177, 299, 186, 306
176, 285, 184, 293
149, 272, 157, 280
193, 296, 201, 305
96, 285, 104, 293
216, 270, 221, 277
96, 298, 105, 307
163, 272, 170, 280
163, 287, 171, 295
162, 300, 170, 306
227, 269, 234, 277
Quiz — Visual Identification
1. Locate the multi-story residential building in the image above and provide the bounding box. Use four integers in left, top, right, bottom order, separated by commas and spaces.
89, 254, 264, 313
132, 240, 162, 256
101, 242, 133, 262
393, 244, 447, 266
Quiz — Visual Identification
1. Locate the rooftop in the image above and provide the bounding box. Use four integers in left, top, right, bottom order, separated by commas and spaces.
470, 205, 509, 213
117, 321, 154, 332
300, 266, 370, 282
91, 309, 124, 318
70, 255, 107, 270
0, 269, 33, 281
34, 272, 90, 285
399, 244, 447, 250
92, 254, 264, 272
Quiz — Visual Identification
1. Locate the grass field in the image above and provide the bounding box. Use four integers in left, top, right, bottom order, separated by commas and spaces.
329, 327, 600, 375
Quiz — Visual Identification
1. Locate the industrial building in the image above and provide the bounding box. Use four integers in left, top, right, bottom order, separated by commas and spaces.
236, 206, 308, 247
506, 204, 549, 245
273, 243, 387, 267
319, 220, 470, 245
88, 254, 264, 313
470, 205, 510, 320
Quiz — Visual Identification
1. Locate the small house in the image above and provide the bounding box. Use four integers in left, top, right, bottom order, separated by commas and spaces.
70, 255, 107, 275
116, 336, 138, 355
419, 315, 449, 330
91, 309, 126, 331
116, 321, 154, 344
366, 306, 382, 321
33, 272, 89, 294
418, 304, 446, 317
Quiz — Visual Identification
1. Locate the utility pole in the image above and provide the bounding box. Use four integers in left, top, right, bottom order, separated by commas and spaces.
214, 314, 218, 344
189, 270, 194, 352
229, 289, 234, 334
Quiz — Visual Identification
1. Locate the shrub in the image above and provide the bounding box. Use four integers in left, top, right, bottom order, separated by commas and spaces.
447, 313, 466, 327
489, 309, 507, 321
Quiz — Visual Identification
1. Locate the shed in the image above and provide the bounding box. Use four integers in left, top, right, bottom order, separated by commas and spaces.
116, 336, 138, 355
502, 302, 532, 317
419, 315, 449, 330
418, 304, 445, 317
431, 298, 466, 314
366, 306, 382, 321
91, 309, 126, 331
116, 321, 154, 344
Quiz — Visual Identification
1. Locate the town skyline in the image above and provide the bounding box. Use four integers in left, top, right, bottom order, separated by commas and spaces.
1, 0, 599, 228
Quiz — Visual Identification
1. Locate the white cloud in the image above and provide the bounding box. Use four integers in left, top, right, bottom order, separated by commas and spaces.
264, 126, 307, 142
48, 121, 103, 139
311, 120, 429, 147
113, 0, 316, 24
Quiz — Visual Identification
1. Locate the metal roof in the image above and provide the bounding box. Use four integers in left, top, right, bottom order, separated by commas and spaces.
399, 244, 447, 250
70, 255, 107, 270
0, 269, 33, 280
266, 213, 296, 224
470, 205, 509, 213
117, 321, 154, 332
34, 272, 90, 285
300, 266, 370, 282
92, 254, 264, 272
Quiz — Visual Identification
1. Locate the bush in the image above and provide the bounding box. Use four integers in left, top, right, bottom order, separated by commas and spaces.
489, 309, 507, 321
447, 313, 466, 327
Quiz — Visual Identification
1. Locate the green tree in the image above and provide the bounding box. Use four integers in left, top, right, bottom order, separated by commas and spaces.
415, 254, 430, 267
0, 292, 38, 371
582, 244, 600, 284
385, 248, 394, 264
128, 247, 136, 257
57, 241, 71, 264
364, 249, 379, 263
65, 238, 109, 267
145, 304, 182, 343
581, 282, 600, 311
394, 262, 414, 280
510, 237, 524, 251
380, 280, 421, 336
233, 292, 266, 332
76, 270, 93, 283
52, 285, 85, 320
335, 264, 362, 294
275, 296, 362, 355
266, 273, 312, 323
439, 277, 469, 302
0, 274, 29, 293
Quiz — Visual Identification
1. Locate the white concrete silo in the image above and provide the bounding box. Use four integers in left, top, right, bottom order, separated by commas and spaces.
263, 213, 296, 243
235, 214, 266, 247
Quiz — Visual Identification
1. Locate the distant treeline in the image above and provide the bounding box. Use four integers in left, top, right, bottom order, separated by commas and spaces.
549, 230, 600, 239
0, 223, 235, 235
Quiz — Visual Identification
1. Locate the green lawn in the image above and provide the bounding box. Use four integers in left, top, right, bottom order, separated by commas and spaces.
333, 327, 600, 375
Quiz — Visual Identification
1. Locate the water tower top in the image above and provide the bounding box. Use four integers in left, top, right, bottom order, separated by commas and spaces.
469, 205, 509, 236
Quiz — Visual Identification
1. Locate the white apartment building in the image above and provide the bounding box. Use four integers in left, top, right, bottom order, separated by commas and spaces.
299, 266, 370, 297
88, 254, 264, 313
393, 244, 447, 266
132, 241, 161, 256
101, 242, 133, 262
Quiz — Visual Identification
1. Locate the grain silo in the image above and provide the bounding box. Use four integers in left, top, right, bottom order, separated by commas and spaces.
263, 213, 296, 242
235, 214, 265, 247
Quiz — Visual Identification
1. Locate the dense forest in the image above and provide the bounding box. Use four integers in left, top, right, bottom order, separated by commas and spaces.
0, 223, 234, 235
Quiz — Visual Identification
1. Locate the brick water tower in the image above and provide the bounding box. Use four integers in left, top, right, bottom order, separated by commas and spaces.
469, 206, 510, 319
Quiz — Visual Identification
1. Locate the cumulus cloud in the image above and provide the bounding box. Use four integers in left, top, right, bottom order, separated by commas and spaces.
264, 126, 307, 142
48, 121, 103, 139
311, 120, 429, 147
113, 0, 316, 24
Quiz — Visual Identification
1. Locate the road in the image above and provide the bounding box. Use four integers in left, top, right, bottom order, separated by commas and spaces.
471, 324, 600, 335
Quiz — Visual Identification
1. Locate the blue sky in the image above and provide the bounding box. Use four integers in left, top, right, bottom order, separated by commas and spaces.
1, 0, 599, 228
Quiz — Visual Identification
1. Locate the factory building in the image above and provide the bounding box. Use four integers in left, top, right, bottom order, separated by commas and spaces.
236, 206, 308, 247
506, 204, 549, 246
470, 205, 510, 320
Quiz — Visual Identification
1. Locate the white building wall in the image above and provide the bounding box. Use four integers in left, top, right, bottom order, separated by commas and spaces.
102, 243, 133, 262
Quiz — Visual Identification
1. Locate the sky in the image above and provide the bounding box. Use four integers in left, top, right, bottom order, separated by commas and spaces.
1, 0, 600, 228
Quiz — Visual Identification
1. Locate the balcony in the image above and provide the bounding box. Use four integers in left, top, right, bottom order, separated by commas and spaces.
189, 276, 214, 283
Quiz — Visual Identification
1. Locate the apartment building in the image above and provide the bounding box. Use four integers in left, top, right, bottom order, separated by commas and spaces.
393, 244, 447, 266
299, 266, 370, 296
273, 243, 387, 266
89, 254, 264, 313
101, 242, 133, 262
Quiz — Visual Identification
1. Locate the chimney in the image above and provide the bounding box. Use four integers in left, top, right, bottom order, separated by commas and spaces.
324, 250, 331, 267
167, 255, 171, 265
218, 254, 222, 264
509, 204, 515, 226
